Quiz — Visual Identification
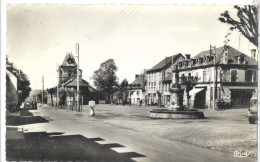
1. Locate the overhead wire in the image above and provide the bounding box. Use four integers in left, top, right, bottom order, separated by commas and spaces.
91, 5, 138, 41
87, 6, 124, 39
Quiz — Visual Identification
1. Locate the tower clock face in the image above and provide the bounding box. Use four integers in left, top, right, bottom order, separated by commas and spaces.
67, 55, 74, 64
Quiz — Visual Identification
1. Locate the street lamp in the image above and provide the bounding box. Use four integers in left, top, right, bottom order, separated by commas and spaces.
210, 45, 217, 109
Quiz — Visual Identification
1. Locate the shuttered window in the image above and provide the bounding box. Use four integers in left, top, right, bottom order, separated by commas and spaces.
231, 70, 237, 82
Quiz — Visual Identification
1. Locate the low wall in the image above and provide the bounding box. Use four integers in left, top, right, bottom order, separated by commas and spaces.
150, 109, 204, 119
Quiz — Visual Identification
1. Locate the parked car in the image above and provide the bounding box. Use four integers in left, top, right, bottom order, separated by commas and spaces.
24, 101, 32, 110
248, 97, 258, 124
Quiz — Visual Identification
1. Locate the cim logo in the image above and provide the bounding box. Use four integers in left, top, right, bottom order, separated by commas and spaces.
234, 151, 250, 157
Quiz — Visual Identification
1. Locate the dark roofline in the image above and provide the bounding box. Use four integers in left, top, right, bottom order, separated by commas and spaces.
146, 53, 184, 73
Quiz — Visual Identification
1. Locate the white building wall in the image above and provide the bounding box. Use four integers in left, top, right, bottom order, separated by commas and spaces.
131, 89, 144, 105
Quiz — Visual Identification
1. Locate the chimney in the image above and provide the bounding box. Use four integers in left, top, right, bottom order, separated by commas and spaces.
185, 54, 191, 60
135, 74, 140, 78
237, 54, 244, 64
251, 49, 257, 60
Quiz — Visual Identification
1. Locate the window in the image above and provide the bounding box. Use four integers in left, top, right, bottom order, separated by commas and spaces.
253, 70, 257, 82
245, 70, 253, 82
245, 70, 257, 82
231, 70, 238, 82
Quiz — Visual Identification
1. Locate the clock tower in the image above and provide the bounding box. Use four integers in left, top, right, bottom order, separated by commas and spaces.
59, 52, 77, 82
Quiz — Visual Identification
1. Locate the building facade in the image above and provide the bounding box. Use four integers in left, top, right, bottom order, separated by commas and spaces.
6, 66, 18, 110
128, 73, 146, 105
174, 46, 257, 108
146, 54, 185, 106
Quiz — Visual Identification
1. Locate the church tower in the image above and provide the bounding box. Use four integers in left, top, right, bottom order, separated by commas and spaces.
59, 52, 77, 82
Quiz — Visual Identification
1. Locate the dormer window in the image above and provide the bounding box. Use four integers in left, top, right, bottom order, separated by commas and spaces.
192, 59, 196, 66
185, 61, 188, 67
204, 56, 207, 62
199, 58, 203, 64
178, 62, 182, 68
209, 56, 213, 62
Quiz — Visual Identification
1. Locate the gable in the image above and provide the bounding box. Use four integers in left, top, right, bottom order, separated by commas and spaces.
61, 53, 77, 67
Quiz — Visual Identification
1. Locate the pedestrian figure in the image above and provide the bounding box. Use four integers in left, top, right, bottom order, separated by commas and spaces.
34, 101, 37, 109
144, 99, 147, 107
140, 100, 143, 106
31, 101, 34, 110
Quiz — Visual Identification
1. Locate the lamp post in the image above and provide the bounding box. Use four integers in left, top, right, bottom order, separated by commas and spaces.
210, 45, 217, 109
75, 43, 80, 112
57, 64, 59, 108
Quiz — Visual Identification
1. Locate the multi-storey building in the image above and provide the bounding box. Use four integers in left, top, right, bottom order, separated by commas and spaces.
146, 54, 184, 106
174, 46, 257, 108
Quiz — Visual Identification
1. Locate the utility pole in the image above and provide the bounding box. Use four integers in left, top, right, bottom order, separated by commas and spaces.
211, 45, 216, 109
42, 76, 44, 106
57, 64, 59, 108
76, 43, 80, 112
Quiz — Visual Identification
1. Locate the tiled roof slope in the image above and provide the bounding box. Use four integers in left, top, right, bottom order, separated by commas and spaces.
147, 53, 184, 72
131, 75, 145, 85
129, 72, 146, 90
193, 46, 257, 65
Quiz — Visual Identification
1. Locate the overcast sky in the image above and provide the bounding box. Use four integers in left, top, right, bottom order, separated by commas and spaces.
6, 5, 257, 90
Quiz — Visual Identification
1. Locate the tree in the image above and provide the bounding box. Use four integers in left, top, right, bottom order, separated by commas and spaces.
92, 59, 119, 103
17, 71, 32, 106
37, 91, 47, 104
179, 74, 199, 108
219, 5, 258, 46
118, 79, 128, 105
47, 87, 56, 107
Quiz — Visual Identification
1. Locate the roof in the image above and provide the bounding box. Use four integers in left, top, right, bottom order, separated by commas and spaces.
146, 53, 184, 72
193, 46, 257, 66
129, 74, 146, 90
60, 76, 98, 92
61, 53, 77, 67
131, 75, 144, 85
64, 77, 88, 87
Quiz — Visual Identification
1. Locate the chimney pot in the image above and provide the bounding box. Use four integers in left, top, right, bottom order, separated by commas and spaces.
185, 54, 191, 60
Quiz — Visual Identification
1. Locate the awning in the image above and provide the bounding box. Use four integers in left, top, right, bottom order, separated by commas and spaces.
189, 88, 204, 95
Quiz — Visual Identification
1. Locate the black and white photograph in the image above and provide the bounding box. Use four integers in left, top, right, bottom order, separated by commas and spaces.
2, 2, 258, 162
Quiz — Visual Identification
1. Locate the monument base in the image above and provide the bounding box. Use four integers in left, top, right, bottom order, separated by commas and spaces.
150, 109, 204, 119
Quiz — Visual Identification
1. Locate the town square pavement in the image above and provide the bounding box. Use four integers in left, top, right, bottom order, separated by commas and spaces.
6, 105, 256, 162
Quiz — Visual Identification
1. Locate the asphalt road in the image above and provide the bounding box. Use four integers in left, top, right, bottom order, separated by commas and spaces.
16, 106, 255, 162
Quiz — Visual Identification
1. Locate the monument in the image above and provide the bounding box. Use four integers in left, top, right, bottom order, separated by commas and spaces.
150, 66, 204, 119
